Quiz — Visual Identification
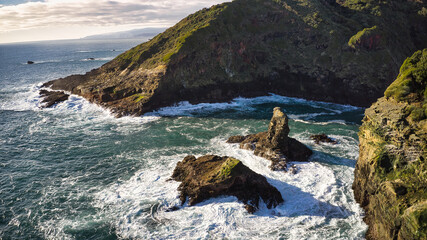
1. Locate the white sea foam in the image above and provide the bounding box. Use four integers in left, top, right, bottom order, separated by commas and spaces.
22, 60, 63, 65
80, 57, 114, 62
0, 83, 42, 112
293, 119, 348, 125
87, 135, 366, 240
151, 93, 361, 120
150, 100, 254, 117
5, 84, 366, 239
1, 83, 160, 139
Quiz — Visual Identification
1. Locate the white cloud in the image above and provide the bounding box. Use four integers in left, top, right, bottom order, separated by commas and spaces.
0, 0, 229, 43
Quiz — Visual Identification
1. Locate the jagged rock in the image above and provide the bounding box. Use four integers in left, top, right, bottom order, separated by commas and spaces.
171, 155, 283, 213
353, 49, 427, 240
310, 133, 338, 144
227, 107, 312, 171
39, 89, 69, 108
41, 0, 427, 117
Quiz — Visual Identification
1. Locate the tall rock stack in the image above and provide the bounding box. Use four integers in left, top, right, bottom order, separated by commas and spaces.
227, 107, 312, 171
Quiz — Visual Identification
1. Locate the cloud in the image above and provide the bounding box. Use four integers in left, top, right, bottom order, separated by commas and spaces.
0, 0, 229, 33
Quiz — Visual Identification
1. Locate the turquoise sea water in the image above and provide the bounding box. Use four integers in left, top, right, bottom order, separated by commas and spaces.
0, 39, 368, 239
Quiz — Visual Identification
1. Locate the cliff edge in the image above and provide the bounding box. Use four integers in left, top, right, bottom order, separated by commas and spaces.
353, 49, 427, 240
42, 0, 427, 116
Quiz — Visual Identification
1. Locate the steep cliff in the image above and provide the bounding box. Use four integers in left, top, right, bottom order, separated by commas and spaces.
43, 0, 427, 116
353, 49, 427, 240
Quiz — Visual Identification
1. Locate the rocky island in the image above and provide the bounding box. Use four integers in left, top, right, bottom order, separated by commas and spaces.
172, 155, 284, 213
41, 0, 426, 116
227, 107, 312, 171
353, 49, 426, 240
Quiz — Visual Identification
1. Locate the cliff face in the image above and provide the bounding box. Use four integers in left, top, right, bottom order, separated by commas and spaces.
43, 0, 427, 116
353, 49, 427, 240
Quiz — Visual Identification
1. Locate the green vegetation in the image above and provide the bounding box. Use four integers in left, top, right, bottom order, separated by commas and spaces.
131, 93, 147, 103
348, 26, 381, 49
385, 49, 427, 102
114, 3, 228, 68
214, 157, 241, 180
406, 205, 427, 239
419, 7, 427, 16
303, 12, 322, 28
339, 0, 381, 14
384, 49, 427, 121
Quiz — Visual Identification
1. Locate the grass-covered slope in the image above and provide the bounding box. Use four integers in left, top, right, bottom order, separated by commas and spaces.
353, 49, 427, 240
44, 0, 427, 116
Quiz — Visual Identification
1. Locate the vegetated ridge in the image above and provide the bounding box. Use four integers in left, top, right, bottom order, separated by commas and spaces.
43, 0, 427, 116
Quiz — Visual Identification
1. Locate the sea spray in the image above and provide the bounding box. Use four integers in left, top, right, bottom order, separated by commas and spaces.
0, 40, 367, 239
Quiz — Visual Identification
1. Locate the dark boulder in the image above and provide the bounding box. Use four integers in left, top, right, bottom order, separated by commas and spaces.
227, 107, 312, 171
172, 155, 283, 213
310, 133, 338, 144
39, 89, 69, 108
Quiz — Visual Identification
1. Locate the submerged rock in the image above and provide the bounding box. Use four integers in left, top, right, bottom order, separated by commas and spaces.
39, 89, 69, 108
353, 49, 427, 240
310, 133, 338, 144
171, 155, 283, 213
227, 107, 312, 171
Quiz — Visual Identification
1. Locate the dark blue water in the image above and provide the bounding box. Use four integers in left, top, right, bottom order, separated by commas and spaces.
0, 39, 367, 239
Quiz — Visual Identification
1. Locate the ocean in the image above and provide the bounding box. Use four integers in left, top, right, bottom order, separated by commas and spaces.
0, 39, 368, 239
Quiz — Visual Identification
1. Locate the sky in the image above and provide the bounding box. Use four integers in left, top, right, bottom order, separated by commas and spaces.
0, 0, 229, 43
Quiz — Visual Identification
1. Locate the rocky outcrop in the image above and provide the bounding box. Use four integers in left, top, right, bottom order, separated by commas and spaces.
39, 89, 69, 108
310, 133, 338, 144
171, 155, 283, 213
42, 0, 427, 116
353, 49, 427, 240
227, 107, 312, 171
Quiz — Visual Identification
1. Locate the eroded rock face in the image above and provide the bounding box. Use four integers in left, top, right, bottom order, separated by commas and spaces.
39, 89, 69, 108
171, 155, 284, 213
227, 107, 312, 171
353, 49, 427, 240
